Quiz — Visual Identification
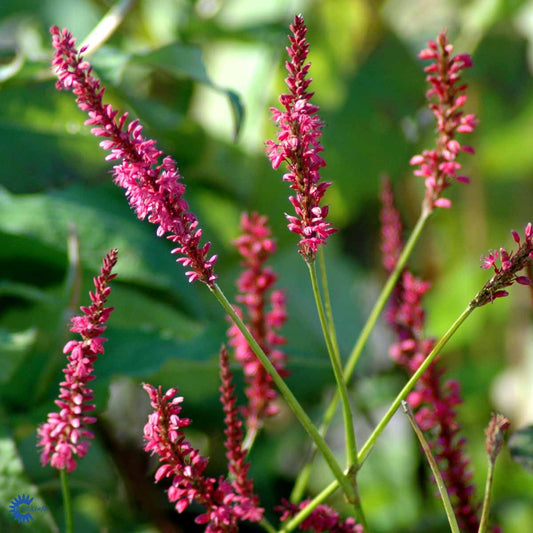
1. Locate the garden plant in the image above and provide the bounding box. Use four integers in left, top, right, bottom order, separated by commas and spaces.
1, 2, 532, 533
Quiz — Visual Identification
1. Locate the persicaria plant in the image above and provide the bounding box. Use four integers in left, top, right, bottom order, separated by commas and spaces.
20, 11, 531, 533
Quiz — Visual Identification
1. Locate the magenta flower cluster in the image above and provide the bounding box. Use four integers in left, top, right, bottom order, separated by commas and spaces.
142, 376, 262, 532
266, 14, 336, 262
473, 223, 533, 306
228, 212, 288, 431
37, 249, 118, 473
410, 30, 477, 212
50, 27, 216, 285
380, 182, 481, 532
277, 499, 363, 532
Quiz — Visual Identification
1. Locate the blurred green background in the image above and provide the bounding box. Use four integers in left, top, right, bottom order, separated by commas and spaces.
0, 0, 532, 531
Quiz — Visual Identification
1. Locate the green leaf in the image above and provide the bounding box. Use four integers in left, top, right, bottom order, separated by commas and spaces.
0, 329, 37, 385
509, 425, 533, 473
0, 185, 197, 298
97, 322, 225, 382
128, 43, 244, 138
0, 422, 57, 532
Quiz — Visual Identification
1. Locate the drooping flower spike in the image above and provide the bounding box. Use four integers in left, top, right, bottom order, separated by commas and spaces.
50, 27, 216, 285
411, 30, 478, 212
37, 249, 118, 473
472, 222, 533, 307
228, 212, 288, 432
266, 14, 336, 262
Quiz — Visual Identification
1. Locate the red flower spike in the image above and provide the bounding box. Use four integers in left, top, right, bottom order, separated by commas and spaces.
412, 31, 478, 213
50, 27, 216, 285
143, 381, 262, 531
228, 212, 288, 432
219, 347, 263, 522
266, 15, 336, 262
379, 184, 485, 532
37, 249, 118, 473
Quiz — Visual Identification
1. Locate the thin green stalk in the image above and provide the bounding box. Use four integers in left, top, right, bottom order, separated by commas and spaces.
358, 305, 473, 465
344, 210, 430, 387
318, 247, 340, 358
290, 249, 341, 503
289, 452, 313, 502
478, 459, 496, 533
80, 0, 136, 55
296, 304, 474, 514
291, 210, 431, 500
401, 401, 460, 533
60, 469, 73, 533
242, 425, 259, 455
307, 262, 358, 469
209, 282, 357, 503
260, 517, 277, 533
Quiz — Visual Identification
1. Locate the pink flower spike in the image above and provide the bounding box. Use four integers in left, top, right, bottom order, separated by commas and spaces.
50, 26, 216, 286
142, 380, 262, 530
266, 15, 336, 262
412, 30, 477, 213
228, 212, 288, 432
37, 249, 118, 473
379, 186, 483, 531
219, 346, 263, 519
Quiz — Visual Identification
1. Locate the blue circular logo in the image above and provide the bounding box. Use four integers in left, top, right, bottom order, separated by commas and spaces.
9, 494, 34, 524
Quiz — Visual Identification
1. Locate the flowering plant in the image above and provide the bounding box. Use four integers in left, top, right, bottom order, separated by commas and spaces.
1, 3, 532, 533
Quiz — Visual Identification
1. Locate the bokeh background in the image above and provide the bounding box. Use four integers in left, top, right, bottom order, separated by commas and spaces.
1, 0, 532, 531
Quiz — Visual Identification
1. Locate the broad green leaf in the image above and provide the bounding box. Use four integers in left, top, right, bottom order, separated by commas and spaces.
0, 329, 37, 385
97, 322, 225, 382
0, 422, 57, 532
128, 43, 244, 138
0, 185, 197, 299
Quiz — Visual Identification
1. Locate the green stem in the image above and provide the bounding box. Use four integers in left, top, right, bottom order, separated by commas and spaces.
60, 469, 73, 533
242, 425, 259, 455
260, 517, 277, 533
296, 304, 474, 514
209, 283, 357, 503
291, 210, 431, 500
402, 401, 460, 533
358, 305, 473, 465
290, 454, 313, 503
344, 210, 430, 388
80, 0, 136, 55
307, 263, 358, 469
478, 459, 495, 533
318, 247, 340, 358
